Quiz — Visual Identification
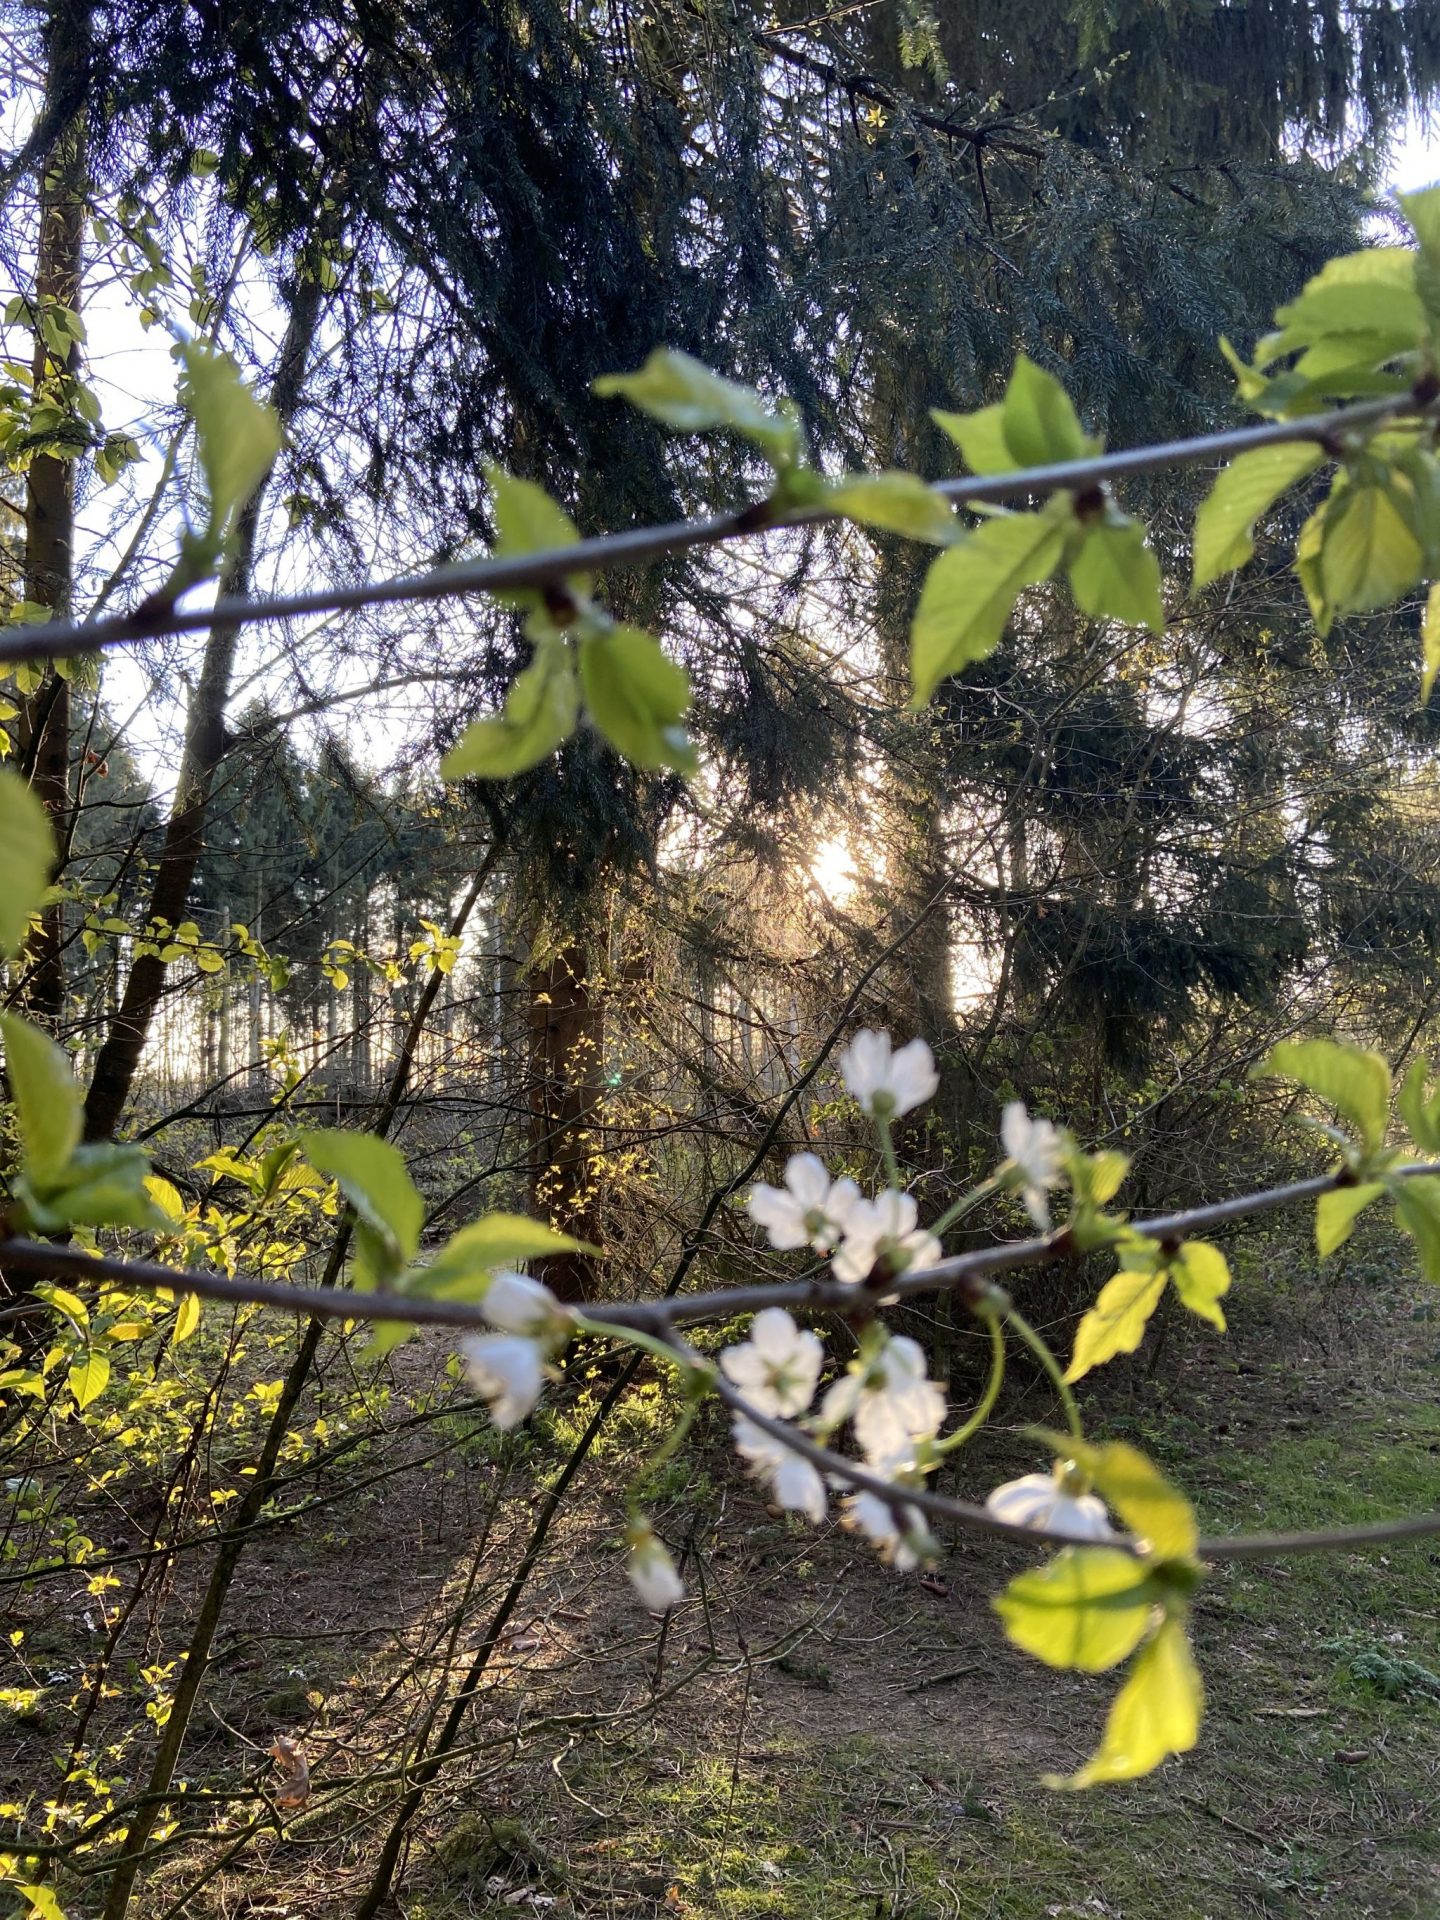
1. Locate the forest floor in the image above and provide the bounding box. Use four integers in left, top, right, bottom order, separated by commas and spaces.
15, 1215, 1440, 1920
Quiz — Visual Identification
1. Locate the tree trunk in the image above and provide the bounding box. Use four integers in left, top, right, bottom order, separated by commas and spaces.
82, 273, 323, 1138
526, 943, 603, 1301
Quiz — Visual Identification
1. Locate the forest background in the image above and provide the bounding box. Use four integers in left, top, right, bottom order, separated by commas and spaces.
9, 2, 1440, 1916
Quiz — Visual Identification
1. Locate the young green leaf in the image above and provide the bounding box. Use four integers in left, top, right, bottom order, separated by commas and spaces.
1256, 1037, 1391, 1157
408, 1213, 593, 1300
1400, 185, 1440, 327
68, 1349, 111, 1413
1051, 1615, 1203, 1788
178, 341, 283, 538
1317, 478, 1425, 617
910, 512, 1065, 704
1169, 1240, 1231, 1332
1315, 1181, 1386, 1257
301, 1130, 425, 1288
484, 465, 592, 604
0, 1011, 82, 1182
1053, 1437, 1199, 1563
1192, 442, 1324, 588
1065, 1259, 1167, 1383
1067, 513, 1164, 631
995, 1546, 1159, 1672
930, 401, 1013, 474
594, 348, 801, 469
1422, 582, 1440, 704
0, 767, 55, 960
441, 644, 580, 781
22, 1141, 169, 1233
829, 472, 959, 546
1393, 1176, 1440, 1284
578, 626, 697, 773
1001, 353, 1095, 468
1398, 1058, 1440, 1154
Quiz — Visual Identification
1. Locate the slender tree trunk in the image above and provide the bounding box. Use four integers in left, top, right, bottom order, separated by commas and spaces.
526, 943, 603, 1300
82, 273, 323, 1139
17, 0, 89, 1027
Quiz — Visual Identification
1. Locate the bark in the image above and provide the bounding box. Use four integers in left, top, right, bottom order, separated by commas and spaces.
82, 274, 323, 1139
526, 943, 604, 1300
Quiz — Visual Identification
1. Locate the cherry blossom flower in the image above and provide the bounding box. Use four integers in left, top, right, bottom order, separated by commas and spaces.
831, 1189, 942, 1286
732, 1416, 828, 1522
481, 1269, 570, 1336
842, 1489, 936, 1571
625, 1519, 685, 1609
985, 1464, 1113, 1540
838, 1030, 940, 1119
748, 1153, 860, 1253
719, 1307, 824, 1417
1000, 1101, 1066, 1227
461, 1333, 545, 1429
822, 1334, 947, 1468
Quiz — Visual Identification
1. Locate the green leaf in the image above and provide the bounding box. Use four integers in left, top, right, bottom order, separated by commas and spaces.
1398, 1058, 1440, 1153
1055, 1437, 1198, 1562
1169, 1241, 1231, 1332
67, 1349, 110, 1412
1256, 1038, 1391, 1157
594, 349, 801, 468
578, 626, 697, 773
1001, 353, 1094, 468
178, 341, 282, 538
995, 1546, 1159, 1672
1393, 1176, 1440, 1284
829, 471, 959, 546
1065, 1260, 1166, 1383
1315, 1181, 1385, 1258
484, 465, 592, 604
1272, 249, 1424, 350
1400, 186, 1440, 327
1422, 583, 1440, 703
931, 402, 1013, 474
1192, 442, 1324, 589
410, 1213, 593, 1301
1067, 513, 1164, 631
910, 512, 1065, 705
441, 644, 580, 781
0, 1011, 81, 1182
173, 1292, 201, 1344
0, 768, 54, 959
21, 1142, 168, 1232
1318, 479, 1425, 616
301, 1130, 424, 1289
1051, 1615, 1203, 1788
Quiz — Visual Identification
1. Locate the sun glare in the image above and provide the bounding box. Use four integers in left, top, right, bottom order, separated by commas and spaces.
810, 834, 858, 903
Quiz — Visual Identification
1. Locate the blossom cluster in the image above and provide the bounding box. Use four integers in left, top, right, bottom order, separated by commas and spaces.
458, 1029, 1093, 1611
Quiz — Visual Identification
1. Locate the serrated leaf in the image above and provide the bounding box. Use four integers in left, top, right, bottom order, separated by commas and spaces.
173, 1292, 201, 1344
910, 512, 1064, 704
829, 471, 959, 546
484, 464, 592, 603
1192, 442, 1324, 588
1068, 1148, 1130, 1208
1065, 1261, 1166, 1383
1169, 1241, 1230, 1331
1001, 353, 1094, 468
178, 341, 282, 537
0, 1011, 81, 1181
995, 1546, 1159, 1672
1051, 1615, 1203, 1788
22, 1141, 167, 1232
1393, 1176, 1440, 1284
67, 1349, 110, 1411
0, 767, 55, 959
1055, 1437, 1198, 1562
301, 1131, 424, 1289
410, 1213, 593, 1301
578, 626, 696, 773
1273, 249, 1423, 349
594, 348, 800, 467
1315, 1181, 1385, 1257
1068, 513, 1164, 631
931, 402, 1013, 474
441, 647, 580, 781
1319, 478, 1424, 616
1400, 186, 1440, 326
1256, 1038, 1391, 1156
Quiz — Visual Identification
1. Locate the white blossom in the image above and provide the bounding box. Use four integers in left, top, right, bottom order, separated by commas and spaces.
985, 1466, 1113, 1540
625, 1520, 685, 1609
831, 1189, 942, 1286
481, 1269, 568, 1336
461, 1334, 545, 1429
719, 1307, 824, 1417
748, 1153, 860, 1253
732, 1416, 828, 1523
822, 1334, 946, 1469
842, 1490, 935, 1571
838, 1030, 940, 1119
1000, 1101, 1066, 1227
